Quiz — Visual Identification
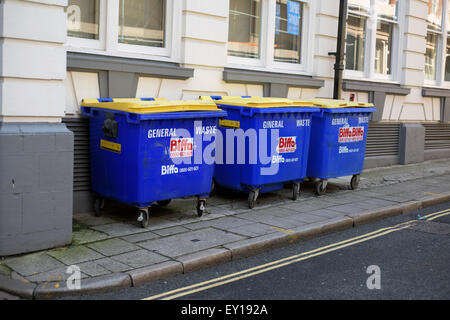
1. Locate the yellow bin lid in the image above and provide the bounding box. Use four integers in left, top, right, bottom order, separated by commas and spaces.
293, 98, 374, 108
200, 96, 318, 108
80, 98, 223, 114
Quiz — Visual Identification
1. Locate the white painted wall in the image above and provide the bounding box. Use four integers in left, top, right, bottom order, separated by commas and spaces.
4, 0, 439, 123
0, 0, 67, 122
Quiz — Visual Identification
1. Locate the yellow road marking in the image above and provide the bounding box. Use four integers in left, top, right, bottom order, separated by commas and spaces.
144, 221, 413, 300
143, 220, 415, 300
160, 225, 413, 300
427, 210, 450, 221
421, 208, 450, 220
143, 206, 450, 300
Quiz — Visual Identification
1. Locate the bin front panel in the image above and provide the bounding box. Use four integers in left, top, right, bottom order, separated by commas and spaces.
214, 106, 314, 193
88, 109, 221, 207
307, 110, 373, 179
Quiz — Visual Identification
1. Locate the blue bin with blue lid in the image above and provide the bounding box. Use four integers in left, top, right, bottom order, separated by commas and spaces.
205, 96, 320, 208
302, 99, 376, 195
80, 97, 227, 227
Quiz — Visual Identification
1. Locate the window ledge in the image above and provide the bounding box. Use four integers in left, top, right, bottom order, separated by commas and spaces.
223, 67, 324, 89
343, 79, 410, 95
67, 52, 194, 80
422, 87, 450, 98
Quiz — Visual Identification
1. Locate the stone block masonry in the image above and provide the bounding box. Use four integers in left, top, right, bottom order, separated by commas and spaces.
0, 123, 74, 256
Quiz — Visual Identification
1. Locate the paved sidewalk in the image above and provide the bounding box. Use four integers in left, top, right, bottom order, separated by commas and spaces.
1, 158, 450, 299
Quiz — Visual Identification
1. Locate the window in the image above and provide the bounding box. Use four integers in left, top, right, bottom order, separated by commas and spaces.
348, 0, 371, 15
345, 0, 399, 79
428, 0, 443, 31
375, 21, 393, 74
65, 0, 176, 60
446, 37, 450, 81
345, 14, 366, 72
425, 0, 443, 80
274, 0, 303, 64
118, 0, 165, 48
374, 0, 397, 75
426, 32, 439, 80
227, 0, 310, 72
228, 0, 262, 59
445, 4, 450, 81
66, 0, 100, 40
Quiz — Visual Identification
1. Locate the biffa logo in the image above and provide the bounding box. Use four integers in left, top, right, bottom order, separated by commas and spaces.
338, 125, 364, 143
170, 138, 193, 158
276, 137, 297, 153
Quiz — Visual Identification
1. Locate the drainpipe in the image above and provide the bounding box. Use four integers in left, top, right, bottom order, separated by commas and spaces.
331, 0, 348, 100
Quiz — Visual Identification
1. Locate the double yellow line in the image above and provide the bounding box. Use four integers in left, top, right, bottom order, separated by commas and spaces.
143, 208, 450, 300
425, 207, 450, 221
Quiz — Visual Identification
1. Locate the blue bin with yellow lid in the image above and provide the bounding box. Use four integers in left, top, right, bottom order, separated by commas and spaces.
205, 96, 319, 208
81, 97, 226, 227
301, 99, 376, 195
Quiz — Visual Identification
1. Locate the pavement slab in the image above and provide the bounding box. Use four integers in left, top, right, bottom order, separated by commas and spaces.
146, 218, 198, 231
138, 228, 245, 258
151, 226, 191, 237
184, 216, 254, 231
237, 208, 296, 222
240, 214, 308, 229
285, 212, 331, 224
371, 194, 412, 203
351, 198, 398, 210
284, 201, 336, 213
93, 258, 132, 273
227, 222, 281, 237
4, 252, 65, 277
76, 261, 112, 277
305, 209, 348, 219
25, 267, 90, 283
72, 229, 110, 245
205, 205, 236, 216
2, 158, 450, 299
91, 222, 150, 237
86, 238, 140, 257
110, 249, 170, 269
47, 246, 104, 266
120, 232, 160, 243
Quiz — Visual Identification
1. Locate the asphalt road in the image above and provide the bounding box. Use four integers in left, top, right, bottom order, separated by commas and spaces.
63, 201, 450, 301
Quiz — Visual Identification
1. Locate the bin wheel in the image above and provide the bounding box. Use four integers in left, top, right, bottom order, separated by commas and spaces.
197, 200, 206, 217
93, 198, 104, 217
157, 200, 171, 206
350, 174, 360, 190
292, 183, 300, 201
315, 181, 327, 196
248, 190, 259, 209
137, 209, 149, 228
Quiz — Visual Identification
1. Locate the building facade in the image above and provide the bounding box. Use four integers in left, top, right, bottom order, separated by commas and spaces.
1, 0, 450, 255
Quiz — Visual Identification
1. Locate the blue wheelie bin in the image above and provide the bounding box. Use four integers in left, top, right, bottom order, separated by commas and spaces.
206, 96, 319, 208
303, 99, 376, 195
80, 98, 226, 227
